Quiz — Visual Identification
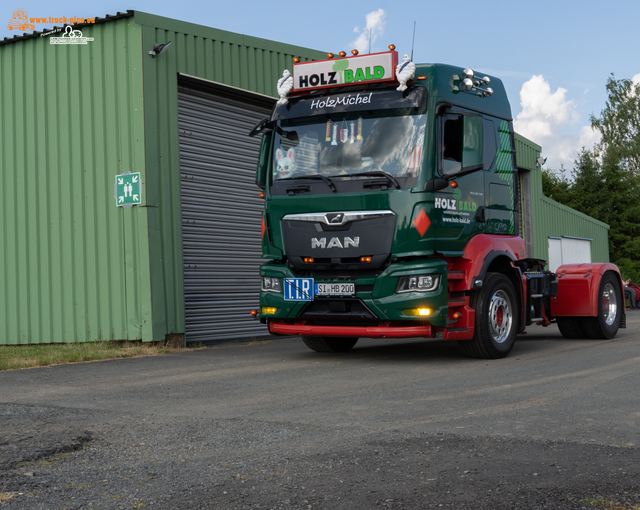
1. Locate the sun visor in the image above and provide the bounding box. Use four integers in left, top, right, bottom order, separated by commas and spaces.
273, 87, 427, 120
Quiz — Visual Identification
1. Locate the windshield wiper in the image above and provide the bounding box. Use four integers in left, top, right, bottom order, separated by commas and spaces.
347, 171, 400, 189
277, 174, 337, 192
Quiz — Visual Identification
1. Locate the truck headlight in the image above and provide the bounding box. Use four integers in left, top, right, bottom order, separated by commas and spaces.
261, 276, 282, 293
395, 274, 440, 293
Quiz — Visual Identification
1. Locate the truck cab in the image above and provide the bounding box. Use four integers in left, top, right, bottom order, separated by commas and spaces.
252, 50, 623, 358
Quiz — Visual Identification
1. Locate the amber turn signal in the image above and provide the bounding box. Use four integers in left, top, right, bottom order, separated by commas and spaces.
452, 312, 461, 320
250, 309, 258, 316
303, 257, 315, 264
450, 181, 458, 188
259, 192, 265, 198
360, 256, 372, 263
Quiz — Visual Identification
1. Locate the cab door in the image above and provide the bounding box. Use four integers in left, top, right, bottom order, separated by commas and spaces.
425, 110, 486, 254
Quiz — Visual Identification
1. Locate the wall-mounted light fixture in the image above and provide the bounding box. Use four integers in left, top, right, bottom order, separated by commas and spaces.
149, 41, 172, 58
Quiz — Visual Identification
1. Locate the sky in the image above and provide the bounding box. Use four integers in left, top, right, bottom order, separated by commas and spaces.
3, 0, 639, 173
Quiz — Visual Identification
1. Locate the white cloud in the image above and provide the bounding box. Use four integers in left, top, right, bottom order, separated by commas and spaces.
514, 75, 599, 169
349, 9, 386, 54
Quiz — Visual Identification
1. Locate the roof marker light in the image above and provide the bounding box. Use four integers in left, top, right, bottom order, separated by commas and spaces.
388, 44, 396, 50
327, 53, 334, 59
339, 51, 346, 57
293, 57, 300, 63
351, 49, 359, 56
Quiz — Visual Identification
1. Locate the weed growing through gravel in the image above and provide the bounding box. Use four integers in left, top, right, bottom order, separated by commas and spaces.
0, 492, 16, 503
582, 498, 640, 509
0, 340, 199, 371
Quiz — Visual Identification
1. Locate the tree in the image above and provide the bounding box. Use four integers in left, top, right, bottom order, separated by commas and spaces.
590, 75, 640, 175
541, 166, 572, 204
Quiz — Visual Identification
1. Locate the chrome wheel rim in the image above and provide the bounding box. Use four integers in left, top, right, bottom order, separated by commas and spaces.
489, 290, 512, 344
602, 283, 617, 326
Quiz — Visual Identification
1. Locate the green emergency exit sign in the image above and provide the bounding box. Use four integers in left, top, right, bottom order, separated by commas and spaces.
115, 172, 141, 207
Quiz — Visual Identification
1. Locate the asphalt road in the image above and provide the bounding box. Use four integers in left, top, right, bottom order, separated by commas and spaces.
1, 313, 639, 509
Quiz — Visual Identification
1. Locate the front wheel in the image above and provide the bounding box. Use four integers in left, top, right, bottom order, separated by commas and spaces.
301, 336, 358, 353
459, 272, 519, 359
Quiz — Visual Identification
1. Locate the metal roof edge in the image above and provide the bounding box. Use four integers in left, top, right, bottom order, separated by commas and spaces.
131, 10, 326, 59
514, 132, 542, 152
540, 195, 610, 230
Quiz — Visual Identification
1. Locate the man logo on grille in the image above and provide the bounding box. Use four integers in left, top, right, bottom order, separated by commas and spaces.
325, 212, 344, 224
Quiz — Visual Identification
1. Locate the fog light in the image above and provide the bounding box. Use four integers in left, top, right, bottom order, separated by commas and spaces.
403, 308, 432, 316
261, 307, 277, 315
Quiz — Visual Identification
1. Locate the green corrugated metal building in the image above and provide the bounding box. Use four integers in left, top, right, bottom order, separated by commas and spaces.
515, 133, 610, 269
0, 11, 325, 345
0, 12, 610, 345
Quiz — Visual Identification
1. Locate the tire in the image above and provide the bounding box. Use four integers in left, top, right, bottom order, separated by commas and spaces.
581, 272, 622, 340
556, 317, 585, 339
301, 336, 358, 353
459, 272, 519, 359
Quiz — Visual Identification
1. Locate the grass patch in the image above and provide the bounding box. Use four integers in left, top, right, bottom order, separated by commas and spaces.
0, 340, 199, 372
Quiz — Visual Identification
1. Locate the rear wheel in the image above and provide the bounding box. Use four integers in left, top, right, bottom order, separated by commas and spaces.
556, 317, 585, 339
301, 336, 358, 353
582, 272, 622, 339
459, 272, 519, 359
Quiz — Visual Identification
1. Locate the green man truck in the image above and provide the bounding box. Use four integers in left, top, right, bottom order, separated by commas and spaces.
250, 47, 625, 359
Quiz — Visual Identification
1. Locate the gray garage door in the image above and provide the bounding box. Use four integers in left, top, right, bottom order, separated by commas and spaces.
178, 82, 273, 343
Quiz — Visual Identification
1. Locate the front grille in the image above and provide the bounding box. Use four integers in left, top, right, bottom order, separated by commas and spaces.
297, 298, 378, 320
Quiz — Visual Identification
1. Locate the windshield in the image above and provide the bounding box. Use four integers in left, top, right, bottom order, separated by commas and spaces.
271, 109, 427, 192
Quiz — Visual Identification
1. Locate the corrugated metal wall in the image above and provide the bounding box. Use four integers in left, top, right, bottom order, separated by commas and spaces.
137, 11, 326, 341
0, 17, 151, 344
515, 133, 610, 266
531, 196, 610, 265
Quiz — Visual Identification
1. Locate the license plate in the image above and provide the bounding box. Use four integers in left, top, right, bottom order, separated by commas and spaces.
284, 278, 314, 301
315, 282, 355, 296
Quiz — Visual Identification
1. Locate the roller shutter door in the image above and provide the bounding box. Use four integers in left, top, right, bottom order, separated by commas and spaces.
548, 236, 591, 272
178, 84, 273, 343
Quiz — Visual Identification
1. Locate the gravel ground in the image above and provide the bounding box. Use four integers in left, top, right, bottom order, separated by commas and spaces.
2, 403, 640, 510
2, 316, 640, 509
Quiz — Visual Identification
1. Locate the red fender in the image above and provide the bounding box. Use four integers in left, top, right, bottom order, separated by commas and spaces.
550, 263, 622, 317
446, 234, 526, 292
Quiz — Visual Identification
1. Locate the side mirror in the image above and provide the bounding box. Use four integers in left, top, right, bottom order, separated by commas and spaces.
255, 131, 273, 190
424, 178, 449, 192
249, 117, 273, 138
